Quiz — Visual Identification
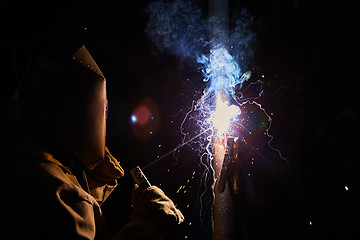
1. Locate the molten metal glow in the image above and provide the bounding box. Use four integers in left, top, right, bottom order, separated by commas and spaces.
211, 95, 240, 136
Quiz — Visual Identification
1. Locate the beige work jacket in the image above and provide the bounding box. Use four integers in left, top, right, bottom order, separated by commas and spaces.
0, 142, 124, 239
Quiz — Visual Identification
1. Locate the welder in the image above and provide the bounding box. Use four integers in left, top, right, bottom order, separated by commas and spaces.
0, 44, 183, 239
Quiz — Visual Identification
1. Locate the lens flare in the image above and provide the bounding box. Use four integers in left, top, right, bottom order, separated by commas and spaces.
131, 114, 137, 124
130, 98, 161, 141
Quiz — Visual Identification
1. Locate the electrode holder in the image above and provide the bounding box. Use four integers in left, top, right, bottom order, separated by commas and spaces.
130, 166, 151, 189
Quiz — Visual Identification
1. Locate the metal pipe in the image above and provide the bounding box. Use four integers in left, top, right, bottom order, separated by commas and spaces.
213, 136, 236, 240
208, 0, 235, 238
209, 0, 229, 47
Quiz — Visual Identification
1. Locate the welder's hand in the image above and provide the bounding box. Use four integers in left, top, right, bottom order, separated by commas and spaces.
114, 185, 184, 239
131, 185, 184, 234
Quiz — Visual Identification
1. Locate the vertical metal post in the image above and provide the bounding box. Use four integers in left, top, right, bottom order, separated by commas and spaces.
208, 0, 229, 47
213, 137, 235, 240
209, 0, 235, 237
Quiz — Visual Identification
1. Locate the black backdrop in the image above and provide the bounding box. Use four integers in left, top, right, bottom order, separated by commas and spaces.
1, 0, 359, 239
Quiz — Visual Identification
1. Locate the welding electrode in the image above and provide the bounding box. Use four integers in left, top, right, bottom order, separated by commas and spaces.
130, 166, 151, 189
129, 129, 212, 189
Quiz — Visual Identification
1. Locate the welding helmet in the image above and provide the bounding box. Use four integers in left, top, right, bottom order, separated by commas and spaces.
21, 45, 107, 170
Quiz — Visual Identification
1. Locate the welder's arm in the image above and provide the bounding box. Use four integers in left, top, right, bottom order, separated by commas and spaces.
113, 185, 184, 240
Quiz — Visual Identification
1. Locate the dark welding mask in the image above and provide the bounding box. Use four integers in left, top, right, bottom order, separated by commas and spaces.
21, 45, 107, 170
66, 45, 107, 170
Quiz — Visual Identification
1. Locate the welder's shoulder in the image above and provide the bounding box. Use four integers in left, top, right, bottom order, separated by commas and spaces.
0, 148, 89, 202
0, 148, 98, 239
1, 151, 66, 184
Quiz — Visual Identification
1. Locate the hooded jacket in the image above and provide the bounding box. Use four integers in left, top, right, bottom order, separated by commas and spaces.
0, 140, 122, 239
0, 45, 183, 239
0, 141, 183, 240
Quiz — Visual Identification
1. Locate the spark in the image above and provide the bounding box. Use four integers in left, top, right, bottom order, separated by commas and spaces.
345, 186, 349, 191
177, 185, 185, 193
144, 0, 301, 237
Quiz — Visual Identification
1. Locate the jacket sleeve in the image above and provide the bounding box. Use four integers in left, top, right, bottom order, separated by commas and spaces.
0, 156, 100, 240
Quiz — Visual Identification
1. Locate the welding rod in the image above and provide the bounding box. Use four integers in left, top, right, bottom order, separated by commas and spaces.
141, 128, 212, 170
130, 128, 212, 187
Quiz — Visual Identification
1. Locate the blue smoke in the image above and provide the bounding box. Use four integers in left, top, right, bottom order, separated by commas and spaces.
145, 3, 301, 238
197, 46, 243, 95
145, 0, 256, 234
145, 0, 255, 82
145, 0, 207, 61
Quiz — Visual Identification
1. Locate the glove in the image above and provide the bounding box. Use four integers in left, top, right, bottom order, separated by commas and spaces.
132, 185, 184, 234
114, 185, 184, 240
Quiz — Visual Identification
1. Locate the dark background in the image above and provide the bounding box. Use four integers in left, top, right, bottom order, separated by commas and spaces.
0, 0, 359, 239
